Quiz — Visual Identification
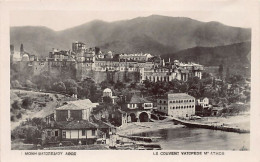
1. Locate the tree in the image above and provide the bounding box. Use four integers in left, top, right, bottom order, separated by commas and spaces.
22, 97, 33, 109
16, 113, 22, 119
63, 79, 78, 95
33, 72, 55, 90
114, 81, 125, 90
25, 79, 36, 88
12, 100, 21, 110
67, 87, 77, 95
100, 80, 110, 89
53, 81, 66, 93
11, 80, 22, 88
103, 96, 112, 104
64, 79, 78, 89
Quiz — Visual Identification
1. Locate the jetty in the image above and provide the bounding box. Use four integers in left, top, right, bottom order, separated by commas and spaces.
169, 117, 250, 133
118, 134, 162, 142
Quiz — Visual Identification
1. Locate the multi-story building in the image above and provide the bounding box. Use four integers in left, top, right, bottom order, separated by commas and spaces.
10, 41, 204, 84
54, 99, 99, 122
119, 53, 153, 62
72, 41, 86, 53
157, 93, 195, 118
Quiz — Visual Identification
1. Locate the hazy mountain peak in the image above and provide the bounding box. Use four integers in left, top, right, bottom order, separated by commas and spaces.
10, 14, 251, 57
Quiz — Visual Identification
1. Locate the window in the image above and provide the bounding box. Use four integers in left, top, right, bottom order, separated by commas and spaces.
62, 131, 66, 138
92, 130, 96, 136
55, 131, 59, 136
82, 130, 86, 136
159, 100, 162, 103
164, 101, 166, 104
47, 131, 51, 136
173, 101, 175, 103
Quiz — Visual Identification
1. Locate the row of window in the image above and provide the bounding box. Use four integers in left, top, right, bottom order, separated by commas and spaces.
169, 99, 195, 103
158, 99, 195, 104
158, 105, 194, 110
169, 105, 194, 109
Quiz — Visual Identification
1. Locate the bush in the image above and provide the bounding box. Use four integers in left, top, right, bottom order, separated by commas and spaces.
12, 100, 21, 110
103, 96, 112, 104
25, 79, 36, 88
22, 97, 33, 109
16, 113, 22, 119
53, 81, 66, 93
11, 116, 15, 122
11, 80, 22, 88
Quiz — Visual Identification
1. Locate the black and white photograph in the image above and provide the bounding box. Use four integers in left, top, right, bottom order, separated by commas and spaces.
8, 6, 253, 151
1, 2, 259, 160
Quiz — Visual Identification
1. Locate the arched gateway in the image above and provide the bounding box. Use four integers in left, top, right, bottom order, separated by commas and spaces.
139, 112, 149, 122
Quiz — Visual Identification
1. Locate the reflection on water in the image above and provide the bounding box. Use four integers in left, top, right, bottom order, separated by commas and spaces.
135, 127, 250, 150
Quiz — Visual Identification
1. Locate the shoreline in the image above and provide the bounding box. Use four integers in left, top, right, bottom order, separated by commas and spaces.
117, 119, 185, 135
117, 113, 250, 136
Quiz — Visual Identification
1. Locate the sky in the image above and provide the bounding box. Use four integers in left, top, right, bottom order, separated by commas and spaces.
9, 1, 254, 31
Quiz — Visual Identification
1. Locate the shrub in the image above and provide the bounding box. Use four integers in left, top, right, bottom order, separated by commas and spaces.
22, 97, 33, 109
11, 80, 22, 88
11, 116, 15, 122
16, 113, 22, 119
12, 100, 21, 110
53, 81, 66, 93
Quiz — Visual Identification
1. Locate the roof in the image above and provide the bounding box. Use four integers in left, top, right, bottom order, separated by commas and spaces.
129, 95, 152, 104
212, 107, 224, 111
62, 120, 98, 130
56, 99, 99, 110
103, 88, 112, 93
167, 93, 195, 100
95, 121, 115, 128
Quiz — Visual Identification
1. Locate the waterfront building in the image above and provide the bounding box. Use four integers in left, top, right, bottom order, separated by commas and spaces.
121, 94, 153, 122
196, 97, 209, 108
157, 93, 195, 118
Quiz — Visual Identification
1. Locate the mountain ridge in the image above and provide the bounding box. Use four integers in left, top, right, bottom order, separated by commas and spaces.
10, 15, 251, 57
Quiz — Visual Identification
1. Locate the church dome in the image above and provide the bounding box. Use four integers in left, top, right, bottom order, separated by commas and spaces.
22, 54, 29, 61
103, 88, 112, 93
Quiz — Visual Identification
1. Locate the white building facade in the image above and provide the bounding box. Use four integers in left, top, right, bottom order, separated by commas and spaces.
157, 93, 195, 118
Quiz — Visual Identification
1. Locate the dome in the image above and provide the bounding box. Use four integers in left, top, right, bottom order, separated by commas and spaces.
103, 88, 112, 93
22, 54, 29, 61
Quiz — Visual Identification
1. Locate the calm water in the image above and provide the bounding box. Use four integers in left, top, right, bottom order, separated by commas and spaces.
135, 127, 250, 150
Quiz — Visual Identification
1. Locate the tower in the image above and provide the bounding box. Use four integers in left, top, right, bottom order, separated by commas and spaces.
20, 44, 24, 57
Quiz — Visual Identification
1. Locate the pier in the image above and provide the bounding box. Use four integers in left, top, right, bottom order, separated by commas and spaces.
118, 134, 162, 142
169, 117, 250, 133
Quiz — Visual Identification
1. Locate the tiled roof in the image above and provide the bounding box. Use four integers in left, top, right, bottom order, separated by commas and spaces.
129, 95, 152, 104
167, 93, 195, 100
61, 120, 98, 129
56, 99, 99, 110
95, 121, 115, 128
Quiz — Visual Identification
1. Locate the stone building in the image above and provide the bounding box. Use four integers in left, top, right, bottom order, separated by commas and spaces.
157, 93, 195, 118
55, 99, 99, 122
10, 41, 204, 84
121, 94, 153, 122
